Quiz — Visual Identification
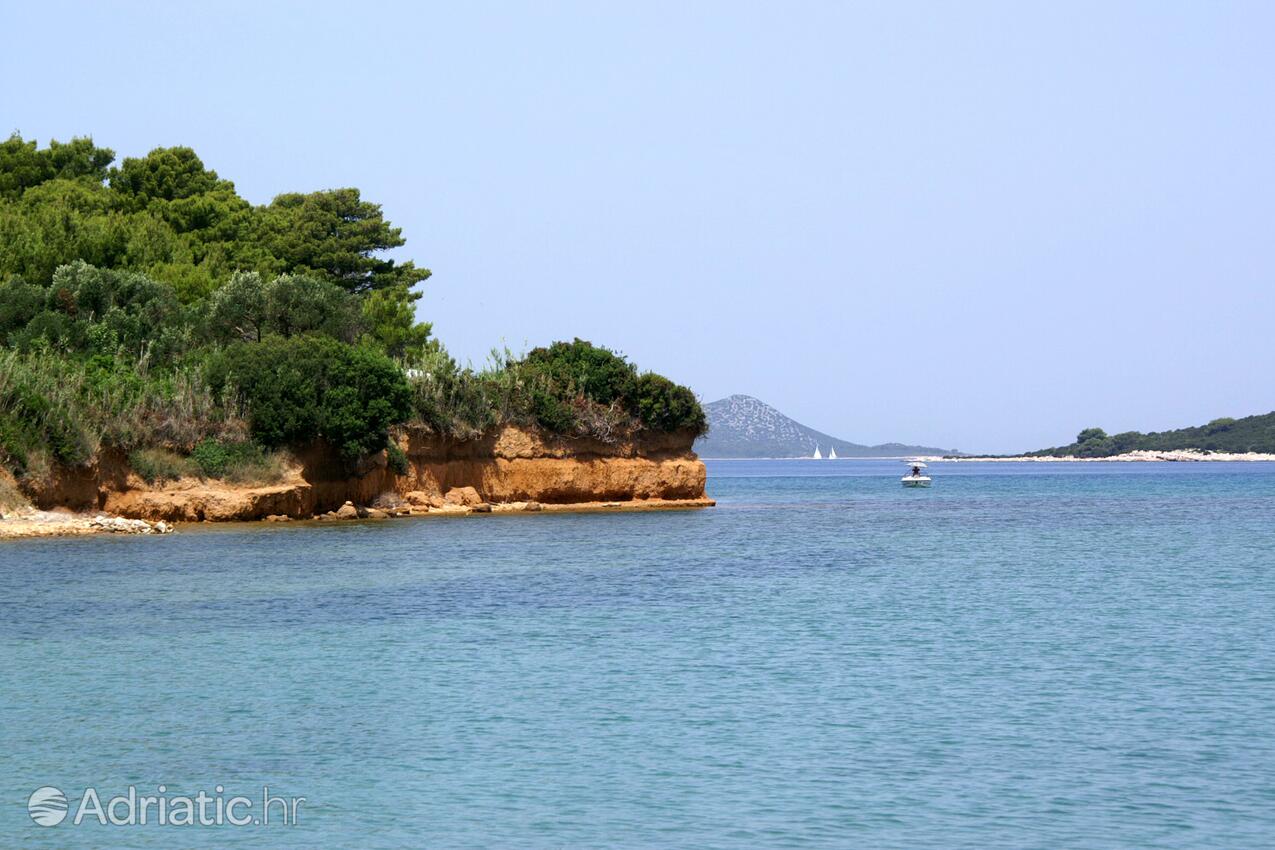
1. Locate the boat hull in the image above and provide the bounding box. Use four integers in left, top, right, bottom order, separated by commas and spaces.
901, 476, 932, 487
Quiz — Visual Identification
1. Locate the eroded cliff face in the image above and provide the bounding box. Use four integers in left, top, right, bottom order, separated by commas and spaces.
20, 426, 709, 522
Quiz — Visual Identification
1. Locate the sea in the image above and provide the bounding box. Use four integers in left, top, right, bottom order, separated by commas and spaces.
2, 459, 1273, 849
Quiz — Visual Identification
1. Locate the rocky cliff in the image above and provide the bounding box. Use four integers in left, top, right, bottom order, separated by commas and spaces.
17, 426, 710, 523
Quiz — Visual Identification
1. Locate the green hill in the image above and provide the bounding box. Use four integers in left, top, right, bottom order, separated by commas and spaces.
1030, 411, 1275, 457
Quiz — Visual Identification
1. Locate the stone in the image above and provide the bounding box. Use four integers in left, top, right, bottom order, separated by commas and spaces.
365, 508, 389, 519
265, 514, 290, 522
524, 501, 543, 512
444, 486, 484, 507
87, 515, 160, 534
471, 502, 492, 513
335, 501, 359, 520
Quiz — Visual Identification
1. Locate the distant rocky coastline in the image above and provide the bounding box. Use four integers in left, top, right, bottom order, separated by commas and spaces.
919, 450, 1275, 463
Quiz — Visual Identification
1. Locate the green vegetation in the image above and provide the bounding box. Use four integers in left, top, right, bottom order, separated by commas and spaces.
407, 340, 707, 442
0, 134, 705, 489
128, 448, 199, 484
386, 442, 410, 476
0, 348, 239, 474
1031, 413, 1275, 457
189, 438, 286, 483
206, 336, 412, 463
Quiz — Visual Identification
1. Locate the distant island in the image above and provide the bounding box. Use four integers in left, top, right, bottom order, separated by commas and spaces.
919, 410, 1275, 463
1022, 411, 1275, 458
693, 395, 958, 458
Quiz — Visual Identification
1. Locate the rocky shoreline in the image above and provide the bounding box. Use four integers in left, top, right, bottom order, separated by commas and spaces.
0, 493, 714, 540
1, 425, 712, 541
0, 509, 174, 539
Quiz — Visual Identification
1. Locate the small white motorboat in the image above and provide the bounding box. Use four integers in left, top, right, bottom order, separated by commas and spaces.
901, 460, 932, 487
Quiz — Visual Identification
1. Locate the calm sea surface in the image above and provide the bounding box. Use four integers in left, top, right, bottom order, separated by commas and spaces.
2, 460, 1274, 848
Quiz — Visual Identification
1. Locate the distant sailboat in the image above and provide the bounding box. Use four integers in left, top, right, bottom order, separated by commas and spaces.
811, 445, 823, 459
828, 446, 838, 459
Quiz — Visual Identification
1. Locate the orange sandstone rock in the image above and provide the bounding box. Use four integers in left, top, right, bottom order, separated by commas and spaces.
15, 425, 709, 525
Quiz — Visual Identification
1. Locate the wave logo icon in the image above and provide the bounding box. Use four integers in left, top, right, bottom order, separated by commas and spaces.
28, 786, 69, 827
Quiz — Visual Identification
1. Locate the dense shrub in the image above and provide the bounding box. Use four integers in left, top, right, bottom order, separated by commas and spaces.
386, 442, 409, 475
522, 339, 638, 408
634, 373, 707, 433
518, 340, 705, 436
0, 278, 45, 342
189, 438, 285, 483
129, 448, 197, 483
191, 438, 253, 477
528, 385, 577, 434
208, 335, 411, 464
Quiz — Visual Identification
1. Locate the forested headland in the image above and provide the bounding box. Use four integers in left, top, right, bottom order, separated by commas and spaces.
1029, 413, 1275, 458
0, 134, 705, 495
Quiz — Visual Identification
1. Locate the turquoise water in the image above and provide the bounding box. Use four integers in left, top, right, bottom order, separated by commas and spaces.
2, 460, 1274, 848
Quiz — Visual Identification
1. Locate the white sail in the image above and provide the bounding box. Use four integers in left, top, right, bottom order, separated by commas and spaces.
829, 447, 838, 459
812, 445, 822, 459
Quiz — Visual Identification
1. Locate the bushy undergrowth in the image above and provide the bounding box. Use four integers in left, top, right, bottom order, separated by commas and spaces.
128, 447, 198, 483
0, 348, 243, 475
0, 324, 704, 484
128, 439, 285, 485
407, 340, 707, 442
190, 438, 286, 483
386, 442, 409, 475
408, 347, 500, 440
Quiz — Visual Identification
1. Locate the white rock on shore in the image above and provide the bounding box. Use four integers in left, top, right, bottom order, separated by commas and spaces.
0, 510, 173, 539
89, 515, 173, 534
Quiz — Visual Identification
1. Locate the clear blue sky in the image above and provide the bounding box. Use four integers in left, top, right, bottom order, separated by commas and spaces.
4, 1, 1272, 453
